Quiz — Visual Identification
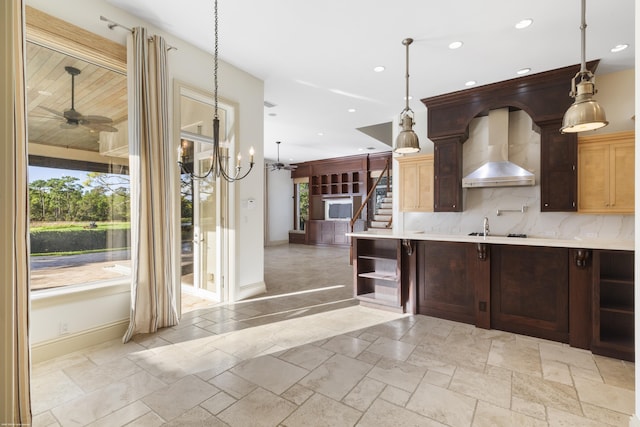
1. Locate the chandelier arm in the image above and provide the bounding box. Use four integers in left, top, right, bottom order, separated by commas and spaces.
179, 159, 215, 180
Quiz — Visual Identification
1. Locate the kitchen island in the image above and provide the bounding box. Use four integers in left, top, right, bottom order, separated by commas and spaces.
348, 230, 634, 361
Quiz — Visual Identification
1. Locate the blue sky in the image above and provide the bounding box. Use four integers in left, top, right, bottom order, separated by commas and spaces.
28, 166, 88, 184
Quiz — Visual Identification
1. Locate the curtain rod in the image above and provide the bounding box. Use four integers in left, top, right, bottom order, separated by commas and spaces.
100, 16, 177, 51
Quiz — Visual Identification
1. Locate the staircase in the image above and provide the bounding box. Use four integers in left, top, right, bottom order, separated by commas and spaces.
369, 192, 392, 230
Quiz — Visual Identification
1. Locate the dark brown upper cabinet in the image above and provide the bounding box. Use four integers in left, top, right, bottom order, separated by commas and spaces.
422, 61, 597, 212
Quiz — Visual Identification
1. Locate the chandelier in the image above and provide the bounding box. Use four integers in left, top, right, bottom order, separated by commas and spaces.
179, 0, 255, 181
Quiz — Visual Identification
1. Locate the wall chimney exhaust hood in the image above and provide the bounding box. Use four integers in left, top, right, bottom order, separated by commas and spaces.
462, 109, 535, 188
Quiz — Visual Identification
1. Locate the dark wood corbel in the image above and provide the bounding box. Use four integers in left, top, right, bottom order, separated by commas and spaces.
476, 243, 488, 261
574, 249, 590, 269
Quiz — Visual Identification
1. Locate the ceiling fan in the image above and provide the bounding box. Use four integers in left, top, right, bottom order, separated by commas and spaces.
268, 141, 298, 171
40, 66, 118, 133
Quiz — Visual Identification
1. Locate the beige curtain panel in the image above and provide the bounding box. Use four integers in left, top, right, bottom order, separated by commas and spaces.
123, 27, 178, 343
0, 0, 33, 422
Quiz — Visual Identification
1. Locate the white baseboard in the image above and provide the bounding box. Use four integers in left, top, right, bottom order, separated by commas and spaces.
265, 239, 289, 247
31, 319, 129, 363
236, 280, 267, 300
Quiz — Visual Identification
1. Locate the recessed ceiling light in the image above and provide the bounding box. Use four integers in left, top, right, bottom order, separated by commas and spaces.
317, 132, 324, 136
448, 41, 463, 50
348, 108, 356, 113
465, 80, 477, 87
366, 147, 376, 150
515, 19, 533, 29
611, 44, 629, 53
373, 66, 385, 72
358, 148, 364, 151
268, 113, 277, 117
516, 68, 531, 75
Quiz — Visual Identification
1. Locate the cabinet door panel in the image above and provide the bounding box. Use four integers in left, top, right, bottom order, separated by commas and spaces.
418, 241, 475, 324
577, 131, 634, 214
433, 140, 462, 212
611, 142, 634, 212
398, 155, 434, 212
578, 144, 609, 211
333, 221, 349, 244
417, 161, 434, 210
491, 245, 569, 342
399, 162, 418, 210
541, 125, 577, 211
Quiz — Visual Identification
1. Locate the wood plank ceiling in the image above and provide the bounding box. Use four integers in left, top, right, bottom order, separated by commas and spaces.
26, 41, 128, 153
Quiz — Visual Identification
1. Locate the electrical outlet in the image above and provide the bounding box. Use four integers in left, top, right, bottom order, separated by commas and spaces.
59, 321, 69, 335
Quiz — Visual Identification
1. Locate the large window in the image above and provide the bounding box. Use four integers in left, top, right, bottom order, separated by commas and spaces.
293, 178, 309, 231
26, 40, 129, 291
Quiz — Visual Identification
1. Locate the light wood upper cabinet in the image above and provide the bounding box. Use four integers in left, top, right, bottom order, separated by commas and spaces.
397, 154, 434, 212
578, 131, 634, 214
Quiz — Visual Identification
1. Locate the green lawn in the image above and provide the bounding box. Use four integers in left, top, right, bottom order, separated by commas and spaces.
30, 221, 130, 233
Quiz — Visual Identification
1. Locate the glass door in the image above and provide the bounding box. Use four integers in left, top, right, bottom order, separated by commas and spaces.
179, 85, 227, 304
181, 133, 224, 302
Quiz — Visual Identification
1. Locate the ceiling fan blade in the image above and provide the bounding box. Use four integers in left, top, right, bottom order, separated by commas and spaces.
83, 122, 118, 132
39, 105, 65, 118
80, 115, 114, 124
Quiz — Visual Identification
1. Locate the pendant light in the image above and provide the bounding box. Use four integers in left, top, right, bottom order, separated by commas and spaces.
560, 0, 608, 133
394, 38, 420, 154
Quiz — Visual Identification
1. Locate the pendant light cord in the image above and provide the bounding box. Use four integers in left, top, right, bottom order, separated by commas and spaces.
580, 0, 587, 74
402, 38, 413, 115
214, 0, 219, 118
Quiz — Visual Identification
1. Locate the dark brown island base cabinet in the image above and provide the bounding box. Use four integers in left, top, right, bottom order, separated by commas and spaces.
353, 237, 634, 362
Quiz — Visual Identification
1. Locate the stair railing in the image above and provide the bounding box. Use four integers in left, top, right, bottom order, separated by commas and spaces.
350, 158, 390, 233
349, 159, 390, 263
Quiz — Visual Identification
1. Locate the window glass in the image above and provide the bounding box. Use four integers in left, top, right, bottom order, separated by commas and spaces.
26, 41, 130, 291
294, 181, 309, 231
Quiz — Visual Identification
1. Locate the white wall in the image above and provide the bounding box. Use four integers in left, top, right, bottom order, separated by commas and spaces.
265, 168, 294, 245
26, 0, 265, 348
395, 69, 635, 242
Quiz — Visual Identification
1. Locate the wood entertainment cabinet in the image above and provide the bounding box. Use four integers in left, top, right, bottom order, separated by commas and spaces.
293, 152, 392, 247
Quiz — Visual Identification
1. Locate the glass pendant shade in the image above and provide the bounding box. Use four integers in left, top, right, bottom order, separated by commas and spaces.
395, 114, 420, 154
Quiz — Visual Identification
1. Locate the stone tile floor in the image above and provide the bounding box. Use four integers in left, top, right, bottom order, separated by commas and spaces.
31, 245, 635, 426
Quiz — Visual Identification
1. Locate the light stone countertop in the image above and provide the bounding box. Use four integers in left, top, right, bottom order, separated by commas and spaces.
347, 229, 634, 251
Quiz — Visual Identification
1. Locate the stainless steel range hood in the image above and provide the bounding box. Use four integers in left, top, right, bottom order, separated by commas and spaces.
462, 108, 535, 188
